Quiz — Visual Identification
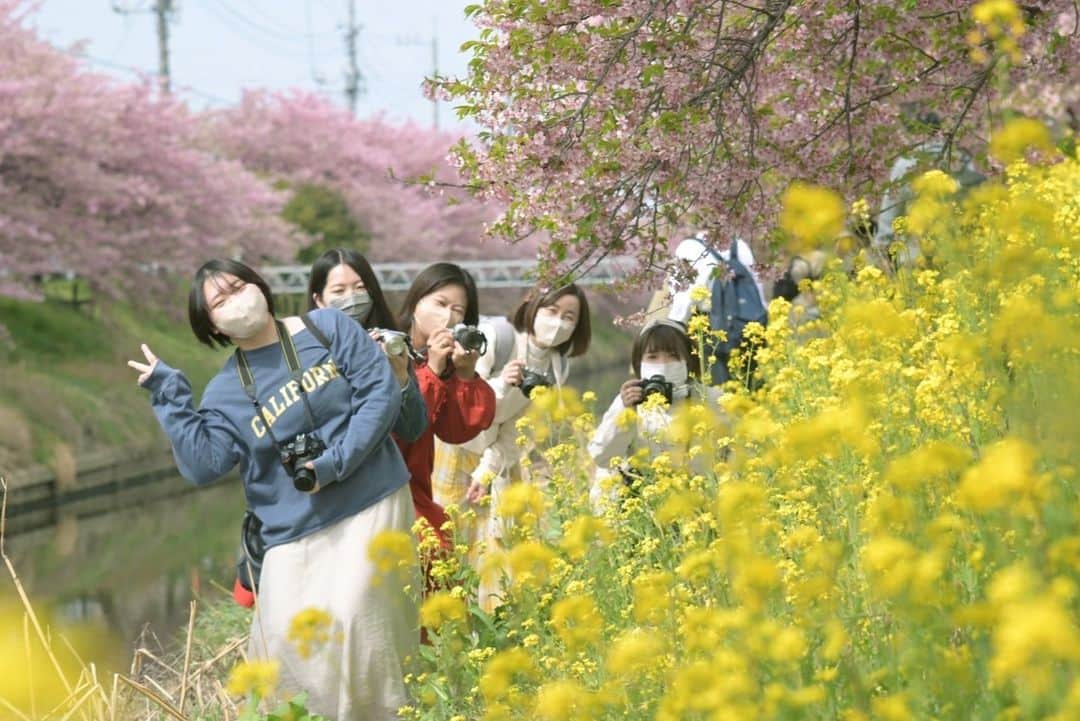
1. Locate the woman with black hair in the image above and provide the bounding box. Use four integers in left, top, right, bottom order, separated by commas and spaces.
587, 319, 722, 510
307, 247, 427, 443
126, 259, 416, 721
225, 247, 431, 610
394, 262, 495, 571
433, 283, 591, 609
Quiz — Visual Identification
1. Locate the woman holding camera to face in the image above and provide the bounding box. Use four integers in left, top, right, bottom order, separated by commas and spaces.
392, 263, 496, 559
588, 319, 722, 511
308, 248, 428, 443
433, 284, 591, 609
127, 259, 416, 721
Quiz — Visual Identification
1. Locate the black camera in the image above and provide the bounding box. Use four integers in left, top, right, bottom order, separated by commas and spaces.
452, 323, 488, 355
280, 432, 326, 492
637, 375, 674, 405
518, 368, 552, 399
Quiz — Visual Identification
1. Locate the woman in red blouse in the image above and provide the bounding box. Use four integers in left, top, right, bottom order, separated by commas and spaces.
396, 263, 496, 563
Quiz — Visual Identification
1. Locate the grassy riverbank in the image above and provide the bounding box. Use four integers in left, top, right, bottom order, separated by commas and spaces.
0, 294, 230, 472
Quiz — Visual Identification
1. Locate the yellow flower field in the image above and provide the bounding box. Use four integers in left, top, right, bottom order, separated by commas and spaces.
405, 148, 1080, 721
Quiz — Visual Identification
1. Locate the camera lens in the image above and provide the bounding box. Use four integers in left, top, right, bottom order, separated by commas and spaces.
293, 466, 317, 492
384, 334, 407, 356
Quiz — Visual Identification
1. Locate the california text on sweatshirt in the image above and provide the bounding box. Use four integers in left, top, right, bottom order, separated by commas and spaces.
142, 307, 411, 549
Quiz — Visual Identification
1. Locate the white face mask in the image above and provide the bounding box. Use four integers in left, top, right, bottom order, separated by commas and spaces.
639, 360, 689, 388
329, 291, 373, 325
414, 306, 455, 339
533, 313, 575, 348
213, 284, 270, 340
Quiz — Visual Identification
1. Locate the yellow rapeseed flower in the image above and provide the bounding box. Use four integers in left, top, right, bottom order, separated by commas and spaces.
533, 679, 591, 721
956, 437, 1040, 512
991, 596, 1080, 684
606, 628, 666, 677
287, 607, 334, 659
861, 535, 918, 599
368, 529, 416, 577
780, 181, 846, 250
549, 594, 602, 650
226, 660, 280, 698
480, 647, 536, 702
497, 481, 545, 523
990, 118, 1055, 165
558, 515, 612, 560
871, 692, 912, 721
632, 570, 674, 624
508, 541, 558, 589
420, 592, 468, 631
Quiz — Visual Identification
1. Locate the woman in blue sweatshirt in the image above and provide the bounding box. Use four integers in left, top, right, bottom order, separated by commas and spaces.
127, 259, 416, 721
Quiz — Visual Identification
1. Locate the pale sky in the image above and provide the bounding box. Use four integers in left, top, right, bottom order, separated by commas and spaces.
27, 0, 477, 128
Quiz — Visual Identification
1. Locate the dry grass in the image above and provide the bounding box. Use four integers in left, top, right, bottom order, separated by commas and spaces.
1, 477, 249, 721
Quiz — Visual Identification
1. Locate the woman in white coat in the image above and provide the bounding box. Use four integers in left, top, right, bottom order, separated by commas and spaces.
433, 284, 591, 609
589, 319, 722, 511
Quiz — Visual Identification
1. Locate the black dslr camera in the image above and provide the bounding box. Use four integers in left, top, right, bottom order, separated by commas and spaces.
280, 432, 326, 492
637, 375, 674, 405
452, 323, 488, 355
519, 368, 552, 399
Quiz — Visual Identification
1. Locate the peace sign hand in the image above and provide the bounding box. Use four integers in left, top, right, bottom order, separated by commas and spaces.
127, 344, 160, 386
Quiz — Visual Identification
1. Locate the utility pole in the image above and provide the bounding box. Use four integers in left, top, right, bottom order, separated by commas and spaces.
431, 17, 438, 130
343, 0, 364, 114
112, 0, 174, 93
155, 0, 172, 93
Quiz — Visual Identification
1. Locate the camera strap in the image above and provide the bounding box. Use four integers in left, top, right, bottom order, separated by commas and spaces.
235, 319, 320, 447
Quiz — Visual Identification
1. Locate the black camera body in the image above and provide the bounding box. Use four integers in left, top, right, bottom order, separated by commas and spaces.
519, 368, 552, 399
280, 432, 326, 492
637, 375, 674, 405
452, 323, 488, 355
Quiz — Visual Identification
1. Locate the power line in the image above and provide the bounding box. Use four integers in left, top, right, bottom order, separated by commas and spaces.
232, 0, 337, 41
77, 51, 233, 106
201, 0, 339, 60
208, 0, 332, 49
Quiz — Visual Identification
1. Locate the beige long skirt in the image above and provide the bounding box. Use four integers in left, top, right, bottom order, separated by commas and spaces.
247, 483, 418, 721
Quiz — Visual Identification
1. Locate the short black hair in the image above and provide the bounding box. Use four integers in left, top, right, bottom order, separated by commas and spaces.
631, 320, 700, 378
397, 262, 480, 331
307, 247, 397, 330
188, 258, 275, 348
511, 284, 591, 358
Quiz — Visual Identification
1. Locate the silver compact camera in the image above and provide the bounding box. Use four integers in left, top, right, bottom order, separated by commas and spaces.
372, 328, 421, 361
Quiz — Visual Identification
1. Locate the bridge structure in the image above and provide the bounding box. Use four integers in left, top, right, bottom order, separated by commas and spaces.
261, 256, 639, 295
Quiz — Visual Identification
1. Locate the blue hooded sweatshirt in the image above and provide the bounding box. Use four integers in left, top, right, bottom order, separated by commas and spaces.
142, 307, 411, 549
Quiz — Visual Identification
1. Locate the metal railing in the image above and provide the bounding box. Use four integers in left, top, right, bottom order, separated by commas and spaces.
261, 256, 637, 294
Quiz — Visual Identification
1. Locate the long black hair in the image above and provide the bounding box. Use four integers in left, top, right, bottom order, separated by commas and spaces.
306, 248, 397, 330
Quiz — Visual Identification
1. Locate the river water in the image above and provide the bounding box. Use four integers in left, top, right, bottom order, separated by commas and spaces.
4, 479, 246, 648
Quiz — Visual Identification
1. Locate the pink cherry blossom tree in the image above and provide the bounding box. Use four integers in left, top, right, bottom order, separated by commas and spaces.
432, 0, 1079, 283
200, 90, 535, 263
0, 0, 293, 300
